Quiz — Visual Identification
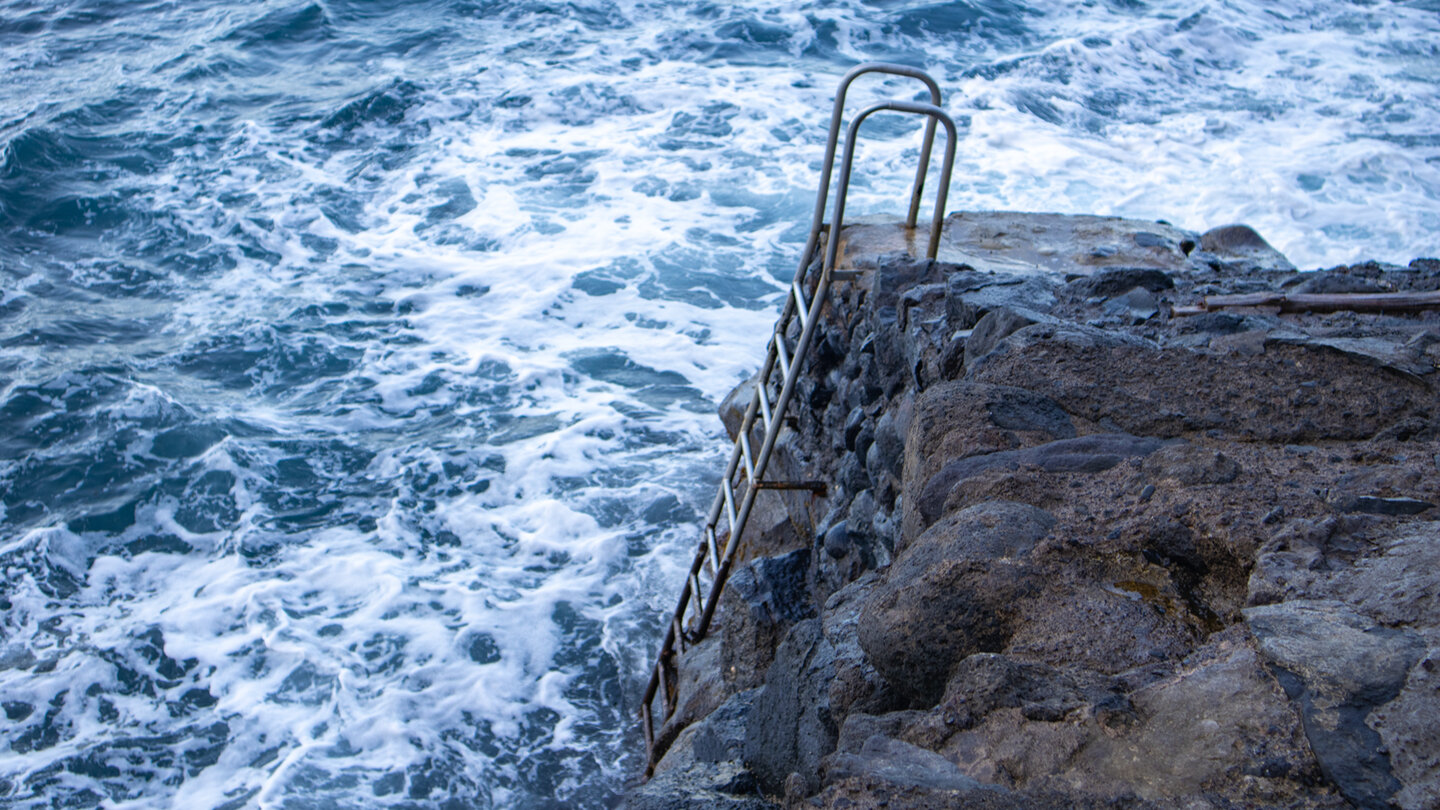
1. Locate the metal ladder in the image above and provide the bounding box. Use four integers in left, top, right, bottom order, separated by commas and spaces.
640, 63, 959, 774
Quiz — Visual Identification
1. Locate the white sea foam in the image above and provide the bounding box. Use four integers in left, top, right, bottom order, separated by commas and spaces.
1, 1, 1437, 807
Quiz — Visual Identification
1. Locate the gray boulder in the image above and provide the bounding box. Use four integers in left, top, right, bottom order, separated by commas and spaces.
917, 434, 1167, 529
1370, 651, 1440, 810
628, 689, 777, 810
902, 501, 1056, 569
1196, 223, 1296, 272
742, 619, 839, 796
1066, 266, 1175, 298
857, 556, 1035, 706
1246, 600, 1425, 809
720, 548, 815, 691
964, 306, 1061, 367
1141, 442, 1241, 486
824, 734, 986, 793
968, 322, 1432, 442
901, 381, 1075, 544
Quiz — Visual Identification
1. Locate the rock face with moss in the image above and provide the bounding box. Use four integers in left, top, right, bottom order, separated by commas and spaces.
627, 212, 1440, 810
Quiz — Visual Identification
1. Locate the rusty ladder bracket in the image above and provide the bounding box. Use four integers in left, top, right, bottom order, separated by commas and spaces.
752, 480, 828, 496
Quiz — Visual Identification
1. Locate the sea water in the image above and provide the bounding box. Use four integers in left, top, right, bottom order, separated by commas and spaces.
1, 1, 1436, 807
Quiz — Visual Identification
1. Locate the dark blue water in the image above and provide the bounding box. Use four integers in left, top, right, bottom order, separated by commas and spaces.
1, 1, 1437, 807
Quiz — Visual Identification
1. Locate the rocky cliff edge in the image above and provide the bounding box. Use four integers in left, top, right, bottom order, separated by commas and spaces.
628, 211, 1440, 810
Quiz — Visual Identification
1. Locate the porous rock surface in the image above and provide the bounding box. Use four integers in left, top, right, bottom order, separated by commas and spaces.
625, 212, 1440, 810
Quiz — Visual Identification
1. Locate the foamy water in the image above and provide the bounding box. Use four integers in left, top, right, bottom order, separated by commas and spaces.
1, 1, 1436, 807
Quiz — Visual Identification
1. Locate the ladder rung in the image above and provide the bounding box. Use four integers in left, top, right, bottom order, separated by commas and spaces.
672, 615, 684, 651
721, 479, 737, 534
688, 572, 702, 622
756, 384, 773, 432
705, 527, 720, 576
774, 336, 791, 379
791, 280, 811, 330
641, 702, 654, 754
739, 431, 755, 481
656, 658, 671, 715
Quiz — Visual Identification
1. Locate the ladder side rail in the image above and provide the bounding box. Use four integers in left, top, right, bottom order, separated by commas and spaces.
642, 281, 804, 718
640, 619, 675, 717
695, 432, 773, 637
696, 276, 801, 541
694, 247, 850, 643
907, 114, 939, 230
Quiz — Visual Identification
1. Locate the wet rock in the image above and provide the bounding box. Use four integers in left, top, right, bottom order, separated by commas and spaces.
1197, 223, 1296, 272
937, 654, 1088, 729
901, 380, 1075, 540
1066, 267, 1175, 298
743, 619, 841, 796
1287, 272, 1388, 295
964, 306, 1059, 366
653, 634, 730, 764
835, 452, 867, 497
969, 323, 1431, 442
815, 489, 889, 591
1174, 311, 1247, 336
842, 406, 866, 451
1274, 334, 1438, 377
689, 689, 760, 766
719, 375, 757, 441
899, 283, 948, 330
1247, 517, 1373, 608
903, 501, 1055, 564
918, 434, 1166, 529
1246, 600, 1425, 809
858, 551, 1038, 705
1142, 443, 1241, 486
1140, 519, 1206, 576
727, 431, 809, 562
1003, 579, 1201, 676
915, 211, 1198, 277
721, 549, 815, 690
1333, 496, 1434, 516
1323, 521, 1440, 629
1101, 287, 1160, 324
1066, 633, 1322, 804
1207, 327, 1270, 357
822, 520, 851, 560
628, 689, 778, 810
869, 399, 908, 481
824, 734, 987, 793
821, 573, 899, 724
832, 631, 1326, 805
870, 256, 951, 309
954, 276, 1059, 317
1369, 652, 1440, 810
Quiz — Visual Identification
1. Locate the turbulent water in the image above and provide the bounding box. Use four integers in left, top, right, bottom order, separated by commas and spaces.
0, 0, 1436, 807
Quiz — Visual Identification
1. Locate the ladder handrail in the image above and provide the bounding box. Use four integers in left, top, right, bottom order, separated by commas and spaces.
826, 100, 958, 270
640, 67, 959, 778
797, 63, 942, 285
